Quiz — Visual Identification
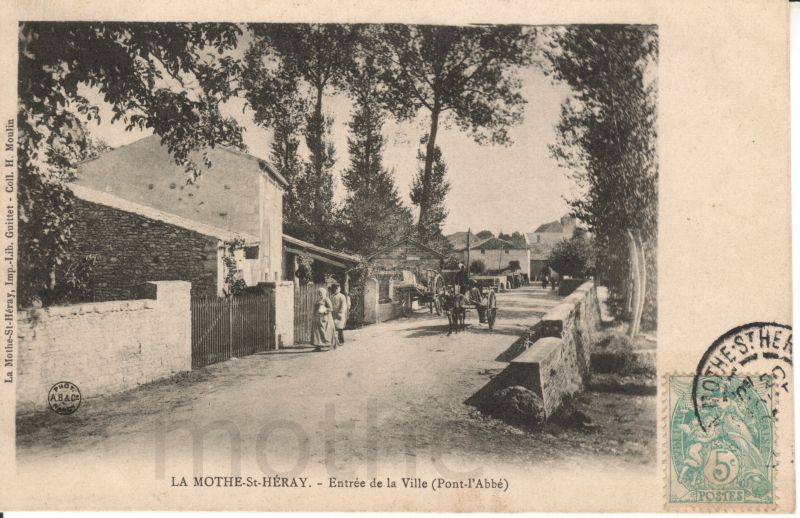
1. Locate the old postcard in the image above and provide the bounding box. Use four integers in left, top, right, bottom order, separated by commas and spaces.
0, 0, 793, 512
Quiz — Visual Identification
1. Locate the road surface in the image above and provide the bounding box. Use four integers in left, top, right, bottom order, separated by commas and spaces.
17, 285, 655, 481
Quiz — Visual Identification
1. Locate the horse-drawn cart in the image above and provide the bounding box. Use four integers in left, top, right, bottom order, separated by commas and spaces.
390, 267, 499, 332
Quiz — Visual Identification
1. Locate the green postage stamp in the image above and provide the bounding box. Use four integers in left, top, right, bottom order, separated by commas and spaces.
667, 375, 775, 506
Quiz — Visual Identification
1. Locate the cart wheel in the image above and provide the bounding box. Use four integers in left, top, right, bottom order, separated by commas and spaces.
433, 294, 443, 316
487, 291, 497, 330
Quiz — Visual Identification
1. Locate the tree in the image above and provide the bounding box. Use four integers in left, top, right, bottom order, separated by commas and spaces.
541, 25, 658, 334
510, 231, 527, 248
476, 230, 495, 240
410, 134, 450, 247
18, 22, 244, 307
547, 237, 596, 278
339, 42, 413, 253
508, 260, 521, 271
376, 25, 534, 236
469, 259, 486, 275
241, 38, 308, 236
248, 24, 358, 247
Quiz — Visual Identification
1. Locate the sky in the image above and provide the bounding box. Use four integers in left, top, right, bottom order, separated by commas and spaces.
84, 42, 577, 237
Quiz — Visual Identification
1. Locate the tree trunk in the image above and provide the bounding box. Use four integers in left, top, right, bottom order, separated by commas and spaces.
626, 230, 642, 338
633, 231, 648, 336
418, 100, 441, 235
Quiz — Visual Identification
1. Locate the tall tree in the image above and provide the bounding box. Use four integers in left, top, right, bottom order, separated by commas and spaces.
376, 25, 534, 236
340, 45, 413, 253
541, 25, 658, 335
241, 38, 308, 236
411, 134, 450, 247
18, 22, 244, 307
248, 24, 358, 246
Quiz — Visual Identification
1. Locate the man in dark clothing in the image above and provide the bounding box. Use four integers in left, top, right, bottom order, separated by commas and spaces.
455, 263, 469, 294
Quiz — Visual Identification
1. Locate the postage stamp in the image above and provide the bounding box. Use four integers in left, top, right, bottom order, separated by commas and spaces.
667, 374, 774, 506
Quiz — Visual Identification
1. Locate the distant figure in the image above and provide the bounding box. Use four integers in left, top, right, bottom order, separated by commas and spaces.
455, 262, 469, 294
550, 270, 559, 291
330, 284, 349, 345
312, 287, 338, 351
541, 268, 549, 289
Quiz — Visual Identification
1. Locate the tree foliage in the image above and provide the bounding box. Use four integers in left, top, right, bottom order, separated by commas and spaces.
375, 25, 534, 236
541, 25, 658, 332
469, 259, 486, 275
547, 236, 596, 278
411, 134, 450, 248
18, 22, 244, 307
339, 41, 413, 254
241, 37, 307, 236
476, 230, 494, 240
247, 24, 358, 247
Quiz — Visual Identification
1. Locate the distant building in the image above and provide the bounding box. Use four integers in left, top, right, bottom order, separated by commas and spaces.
526, 214, 581, 280
459, 236, 530, 277
526, 215, 578, 246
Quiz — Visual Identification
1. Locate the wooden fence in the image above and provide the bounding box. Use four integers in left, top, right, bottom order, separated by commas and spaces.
191, 290, 275, 369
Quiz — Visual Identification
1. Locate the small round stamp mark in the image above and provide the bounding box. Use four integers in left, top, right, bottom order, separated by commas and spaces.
48, 381, 82, 415
692, 322, 792, 425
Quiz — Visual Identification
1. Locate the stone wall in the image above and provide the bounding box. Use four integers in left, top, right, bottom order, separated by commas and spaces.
468, 281, 601, 422
72, 198, 221, 301
17, 281, 191, 413
362, 277, 405, 324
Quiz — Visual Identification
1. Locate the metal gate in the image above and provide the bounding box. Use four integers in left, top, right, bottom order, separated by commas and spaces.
293, 282, 325, 343
191, 290, 275, 369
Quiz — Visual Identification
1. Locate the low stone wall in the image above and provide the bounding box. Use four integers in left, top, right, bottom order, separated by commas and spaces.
467, 281, 601, 422
17, 281, 191, 413
362, 277, 405, 324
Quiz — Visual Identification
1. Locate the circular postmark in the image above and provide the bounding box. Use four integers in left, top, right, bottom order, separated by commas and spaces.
48, 381, 82, 415
692, 322, 792, 426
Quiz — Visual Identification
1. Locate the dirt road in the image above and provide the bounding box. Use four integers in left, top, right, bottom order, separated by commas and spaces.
18, 285, 655, 478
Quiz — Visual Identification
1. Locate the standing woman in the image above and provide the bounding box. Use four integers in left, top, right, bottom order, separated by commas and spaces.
311, 286, 338, 351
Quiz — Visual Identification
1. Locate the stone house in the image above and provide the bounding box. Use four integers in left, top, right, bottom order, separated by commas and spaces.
459, 236, 531, 277
527, 215, 578, 246
526, 214, 581, 279
72, 135, 288, 300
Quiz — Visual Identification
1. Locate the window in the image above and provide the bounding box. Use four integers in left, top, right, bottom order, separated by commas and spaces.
480, 249, 485, 254
244, 246, 259, 259
378, 276, 391, 303
505, 249, 509, 254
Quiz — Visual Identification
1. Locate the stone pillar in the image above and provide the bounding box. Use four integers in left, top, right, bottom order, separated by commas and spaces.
363, 277, 379, 324
273, 281, 295, 348
148, 281, 192, 372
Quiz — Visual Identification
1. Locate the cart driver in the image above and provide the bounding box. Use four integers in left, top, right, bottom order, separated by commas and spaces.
455, 262, 469, 294
467, 280, 486, 324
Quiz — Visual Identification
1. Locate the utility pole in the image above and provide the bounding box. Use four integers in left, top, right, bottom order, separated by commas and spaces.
466, 228, 471, 279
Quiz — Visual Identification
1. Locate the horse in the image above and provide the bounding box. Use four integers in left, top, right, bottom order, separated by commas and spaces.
438, 290, 466, 335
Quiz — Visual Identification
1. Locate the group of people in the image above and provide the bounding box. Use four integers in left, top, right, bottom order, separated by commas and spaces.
311, 283, 350, 351
540, 266, 559, 291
